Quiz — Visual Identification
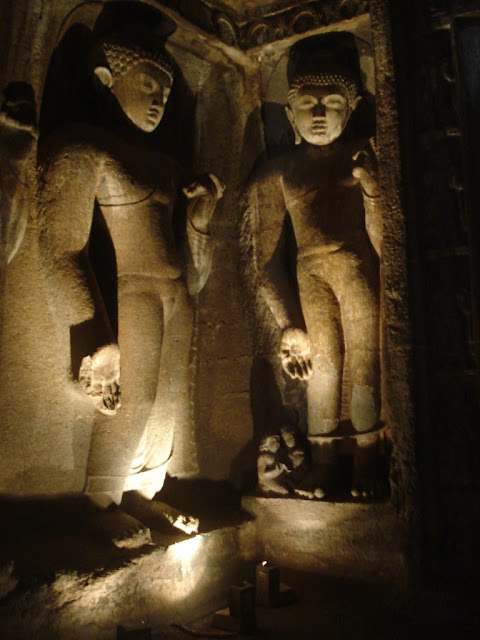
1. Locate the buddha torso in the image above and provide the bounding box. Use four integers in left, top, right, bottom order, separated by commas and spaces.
278, 140, 369, 258
41, 123, 183, 282
95, 128, 182, 280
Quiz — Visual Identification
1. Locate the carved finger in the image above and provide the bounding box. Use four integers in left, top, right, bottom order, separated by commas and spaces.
111, 381, 120, 399
104, 395, 114, 411
299, 357, 312, 380
306, 357, 313, 376
294, 359, 307, 380
283, 360, 297, 379
207, 173, 226, 199
281, 350, 294, 368
293, 357, 305, 380
352, 149, 368, 163
79, 375, 92, 394
183, 182, 209, 199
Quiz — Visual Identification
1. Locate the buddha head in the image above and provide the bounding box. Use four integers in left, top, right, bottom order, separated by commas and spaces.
286, 33, 362, 146
93, 31, 174, 132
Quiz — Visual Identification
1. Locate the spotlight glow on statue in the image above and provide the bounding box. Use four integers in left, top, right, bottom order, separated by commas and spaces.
38, 28, 224, 547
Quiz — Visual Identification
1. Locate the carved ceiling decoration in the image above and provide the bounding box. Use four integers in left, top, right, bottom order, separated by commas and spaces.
154, 0, 369, 49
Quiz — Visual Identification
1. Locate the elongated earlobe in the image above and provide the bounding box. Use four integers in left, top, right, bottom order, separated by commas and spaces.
351, 95, 362, 111
285, 104, 302, 145
94, 66, 113, 89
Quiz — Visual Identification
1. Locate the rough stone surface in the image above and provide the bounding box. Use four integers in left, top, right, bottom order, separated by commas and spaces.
2, 0, 477, 622
0, 525, 250, 640
242, 495, 407, 588
0, 1, 258, 495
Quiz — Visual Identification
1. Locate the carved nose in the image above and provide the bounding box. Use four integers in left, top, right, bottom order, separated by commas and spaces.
152, 87, 167, 106
313, 103, 326, 117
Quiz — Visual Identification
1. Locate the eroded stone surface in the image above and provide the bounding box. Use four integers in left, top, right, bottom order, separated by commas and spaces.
244, 31, 386, 498
0, 527, 248, 640
36, 22, 225, 540
242, 495, 406, 587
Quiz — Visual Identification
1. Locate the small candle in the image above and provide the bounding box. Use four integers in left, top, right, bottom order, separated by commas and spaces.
255, 561, 280, 607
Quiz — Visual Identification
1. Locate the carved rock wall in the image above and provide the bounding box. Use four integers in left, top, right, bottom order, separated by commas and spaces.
387, 0, 480, 584
0, 0, 94, 495
169, 38, 262, 480
0, 0, 259, 493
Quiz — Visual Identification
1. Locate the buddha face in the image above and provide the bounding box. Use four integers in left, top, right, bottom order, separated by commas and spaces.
98, 61, 172, 132
288, 84, 357, 146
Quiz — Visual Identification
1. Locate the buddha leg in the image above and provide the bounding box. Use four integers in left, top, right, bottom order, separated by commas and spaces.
297, 263, 343, 435
144, 282, 195, 475
127, 280, 195, 499
104, 279, 199, 535
85, 278, 164, 506
340, 266, 380, 433
295, 263, 342, 497
340, 263, 386, 498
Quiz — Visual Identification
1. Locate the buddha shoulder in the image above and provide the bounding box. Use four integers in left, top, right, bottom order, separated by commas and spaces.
249, 155, 286, 190
38, 123, 118, 172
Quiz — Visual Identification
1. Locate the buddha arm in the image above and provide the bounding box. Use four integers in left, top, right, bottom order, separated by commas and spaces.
353, 140, 383, 258
185, 216, 212, 295
363, 191, 382, 258
252, 169, 303, 330
38, 134, 111, 343
184, 173, 224, 296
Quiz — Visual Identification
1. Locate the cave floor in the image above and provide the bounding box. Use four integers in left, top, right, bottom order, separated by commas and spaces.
153, 567, 480, 640
1, 480, 479, 639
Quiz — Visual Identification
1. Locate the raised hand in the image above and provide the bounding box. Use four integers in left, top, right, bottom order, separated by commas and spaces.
183, 173, 225, 232
352, 143, 380, 198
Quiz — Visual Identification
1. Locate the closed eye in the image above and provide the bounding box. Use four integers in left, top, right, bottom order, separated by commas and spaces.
322, 95, 347, 109
138, 73, 159, 94
297, 98, 317, 109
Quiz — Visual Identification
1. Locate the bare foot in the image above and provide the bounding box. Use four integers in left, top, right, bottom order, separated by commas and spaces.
294, 487, 317, 499
294, 488, 314, 499
303, 438, 338, 499
351, 433, 389, 500
292, 468, 328, 500
122, 492, 199, 535
164, 512, 199, 535
88, 505, 152, 549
